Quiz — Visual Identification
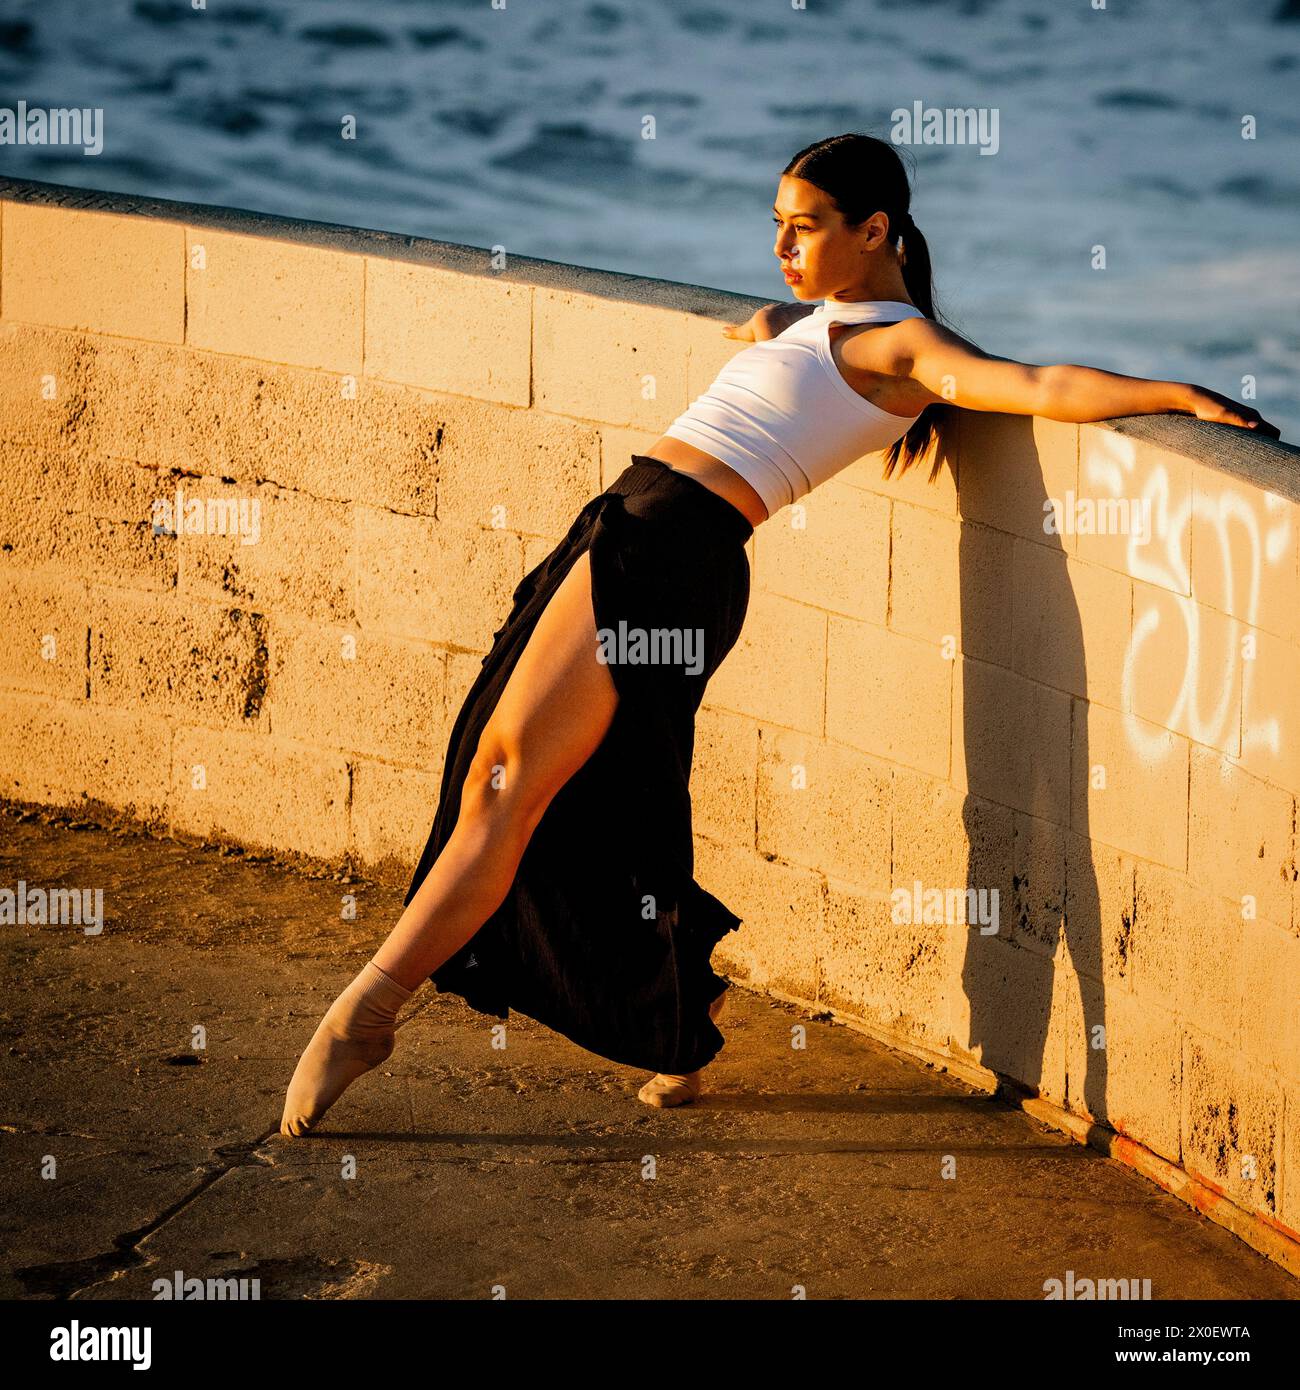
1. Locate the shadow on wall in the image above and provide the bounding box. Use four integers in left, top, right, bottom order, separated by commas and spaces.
955, 420, 1109, 1133
956, 413, 1296, 1155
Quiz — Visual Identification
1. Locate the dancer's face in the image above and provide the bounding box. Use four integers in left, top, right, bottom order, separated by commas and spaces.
771, 174, 891, 301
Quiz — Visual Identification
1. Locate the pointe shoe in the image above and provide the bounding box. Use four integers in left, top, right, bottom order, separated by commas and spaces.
637, 989, 727, 1109
638, 1069, 703, 1107
279, 961, 412, 1137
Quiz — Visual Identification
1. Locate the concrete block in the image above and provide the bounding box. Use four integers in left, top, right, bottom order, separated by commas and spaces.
177, 480, 353, 624
689, 705, 758, 848
1190, 460, 1300, 646
599, 426, 659, 490
1070, 698, 1188, 868
186, 229, 362, 372
0, 462, 174, 592
681, 311, 745, 404
827, 615, 951, 779
0, 442, 71, 507
1, 204, 183, 342
951, 656, 1071, 824
706, 589, 825, 736
837, 406, 958, 516
1188, 744, 1293, 928
0, 491, 77, 577
1240, 920, 1300, 1087
1127, 580, 1242, 758
1011, 541, 1131, 709
266, 618, 445, 766
1062, 829, 1134, 993
0, 693, 169, 822
1182, 1031, 1282, 1224
78, 454, 176, 521
1238, 624, 1300, 797
891, 508, 1012, 664
891, 770, 1015, 941
354, 506, 522, 650
0, 323, 96, 455
958, 413, 1077, 549
696, 836, 822, 1001
78, 336, 443, 515
819, 877, 949, 1049
1131, 863, 1243, 1048
435, 407, 600, 540
365, 260, 530, 404
1065, 985, 1181, 1163
1075, 427, 1192, 593
1010, 811, 1068, 962
89, 590, 268, 729
444, 649, 486, 720
755, 725, 890, 888
349, 759, 443, 884
0, 574, 88, 700
521, 535, 555, 577
532, 290, 689, 430
951, 930, 1069, 1106
170, 727, 349, 859
754, 479, 889, 624
1284, 1083, 1300, 1239
80, 514, 177, 592
1053, 958, 1106, 1119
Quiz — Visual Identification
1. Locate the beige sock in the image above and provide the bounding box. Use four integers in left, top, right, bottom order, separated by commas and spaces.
637, 990, 727, 1109
279, 961, 413, 1137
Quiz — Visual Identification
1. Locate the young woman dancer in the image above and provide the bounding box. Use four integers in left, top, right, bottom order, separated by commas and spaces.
280, 132, 1277, 1135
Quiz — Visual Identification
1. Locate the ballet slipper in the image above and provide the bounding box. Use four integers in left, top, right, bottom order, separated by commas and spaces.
279, 961, 413, 1137
637, 989, 727, 1109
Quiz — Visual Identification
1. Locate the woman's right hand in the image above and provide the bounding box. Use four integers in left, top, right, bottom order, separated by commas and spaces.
1184, 385, 1280, 438
722, 302, 812, 342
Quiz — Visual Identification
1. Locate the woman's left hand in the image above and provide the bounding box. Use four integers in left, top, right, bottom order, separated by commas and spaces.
722, 302, 813, 342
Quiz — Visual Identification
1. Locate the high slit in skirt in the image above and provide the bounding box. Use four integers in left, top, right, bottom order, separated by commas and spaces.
402, 455, 754, 1076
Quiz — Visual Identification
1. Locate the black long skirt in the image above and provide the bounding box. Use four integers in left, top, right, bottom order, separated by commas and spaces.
402, 455, 754, 1075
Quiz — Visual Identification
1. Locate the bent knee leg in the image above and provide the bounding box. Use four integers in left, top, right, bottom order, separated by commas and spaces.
458, 548, 617, 837
458, 740, 542, 850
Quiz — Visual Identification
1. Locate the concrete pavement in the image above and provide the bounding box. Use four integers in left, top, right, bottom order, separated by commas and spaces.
3, 807, 1296, 1300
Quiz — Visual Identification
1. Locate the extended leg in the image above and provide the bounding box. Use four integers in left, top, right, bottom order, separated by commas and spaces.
280, 549, 618, 1136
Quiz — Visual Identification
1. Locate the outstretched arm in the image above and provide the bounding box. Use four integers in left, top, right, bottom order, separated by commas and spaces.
896, 320, 1279, 437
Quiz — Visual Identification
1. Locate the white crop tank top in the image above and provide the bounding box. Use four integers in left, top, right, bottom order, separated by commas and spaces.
661, 298, 927, 515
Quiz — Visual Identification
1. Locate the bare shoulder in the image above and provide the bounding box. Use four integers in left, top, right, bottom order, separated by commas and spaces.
840, 316, 967, 374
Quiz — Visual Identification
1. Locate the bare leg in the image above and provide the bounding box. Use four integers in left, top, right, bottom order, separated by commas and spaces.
373, 549, 618, 986
280, 549, 619, 1135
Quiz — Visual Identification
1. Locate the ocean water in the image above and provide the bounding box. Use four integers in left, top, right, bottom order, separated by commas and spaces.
2, 0, 1297, 440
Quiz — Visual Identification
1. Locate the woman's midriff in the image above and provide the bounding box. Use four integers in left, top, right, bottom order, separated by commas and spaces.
640, 436, 770, 528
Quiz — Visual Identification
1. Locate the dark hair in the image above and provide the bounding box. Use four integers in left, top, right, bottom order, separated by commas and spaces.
782, 132, 952, 484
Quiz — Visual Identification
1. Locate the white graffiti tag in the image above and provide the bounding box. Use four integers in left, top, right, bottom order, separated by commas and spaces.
1083, 432, 1290, 763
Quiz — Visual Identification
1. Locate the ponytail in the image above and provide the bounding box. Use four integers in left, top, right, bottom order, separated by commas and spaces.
883, 212, 949, 484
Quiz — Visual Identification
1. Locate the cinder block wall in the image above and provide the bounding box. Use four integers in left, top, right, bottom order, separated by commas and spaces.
2, 180, 1298, 1259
